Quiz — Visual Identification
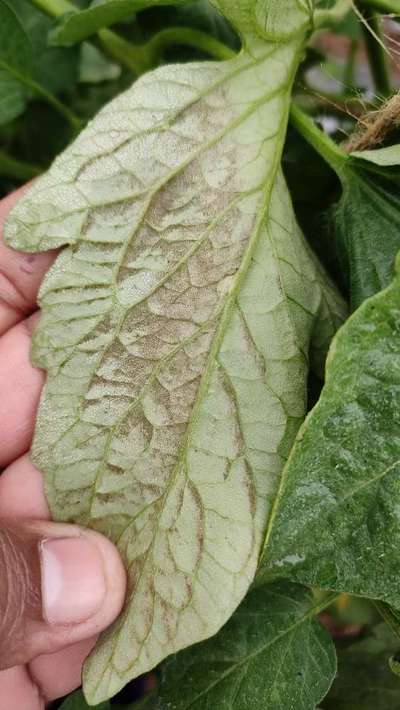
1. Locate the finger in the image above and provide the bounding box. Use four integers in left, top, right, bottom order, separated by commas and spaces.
29, 637, 97, 702
0, 313, 44, 468
0, 186, 58, 337
0, 458, 99, 704
0, 455, 50, 520
0, 519, 126, 670
0, 666, 43, 710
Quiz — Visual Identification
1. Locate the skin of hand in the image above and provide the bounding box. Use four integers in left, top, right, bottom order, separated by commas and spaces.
0, 187, 127, 709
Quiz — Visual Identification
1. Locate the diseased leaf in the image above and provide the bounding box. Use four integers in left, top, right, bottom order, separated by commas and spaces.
49, 0, 190, 46
322, 624, 400, 710
135, 582, 337, 710
5, 1, 345, 703
260, 253, 400, 606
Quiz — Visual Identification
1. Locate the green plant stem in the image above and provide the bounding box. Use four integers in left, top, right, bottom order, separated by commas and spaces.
29, 0, 73, 14
147, 27, 236, 63
97, 28, 148, 74
25, 75, 82, 129
0, 151, 41, 181
289, 103, 348, 174
360, 0, 400, 13
30, 0, 235, 75
359, 5, 392, 97
30, 0, 140, 72
97, 27, 236, 75
343, 38, 358, 88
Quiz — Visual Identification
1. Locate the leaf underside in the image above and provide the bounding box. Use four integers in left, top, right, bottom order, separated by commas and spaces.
5, 11, 345, 703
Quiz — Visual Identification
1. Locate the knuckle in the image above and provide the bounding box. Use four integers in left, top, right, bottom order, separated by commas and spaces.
0, 266, 32, 320
0, 524, 41, 667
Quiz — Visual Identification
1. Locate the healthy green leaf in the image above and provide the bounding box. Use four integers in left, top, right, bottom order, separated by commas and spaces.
0, 70, 27, 125
0, 0, 80, 127
0, 0, 32, 81
5, 2, 345, 702
332, 155, 400, 309
11, 0, 79, 94
59, 690, 110, 710
322, 624, 400, 710
49, 0, 190, 46
290, 109, 400, 310
260, 252, 400, 606
135, 582, 337, 710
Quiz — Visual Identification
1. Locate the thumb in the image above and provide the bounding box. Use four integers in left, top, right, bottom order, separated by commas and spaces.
0, 519, 126, 669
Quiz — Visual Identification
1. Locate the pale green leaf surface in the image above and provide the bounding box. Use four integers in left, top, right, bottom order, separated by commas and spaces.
351, 144, 400, 167
49, 0, 189, 46
5, 11, 344, 703
211, 0, 314, 43
135, 582, 337, 710
260, 254, 400, 606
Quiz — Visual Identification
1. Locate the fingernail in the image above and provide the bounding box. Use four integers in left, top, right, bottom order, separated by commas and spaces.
40, 535, 106, 625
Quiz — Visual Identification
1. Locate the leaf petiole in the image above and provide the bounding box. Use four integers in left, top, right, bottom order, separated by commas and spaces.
289, 102, 349, 174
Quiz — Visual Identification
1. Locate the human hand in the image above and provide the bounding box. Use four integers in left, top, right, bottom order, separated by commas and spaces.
0, 187, 127, 709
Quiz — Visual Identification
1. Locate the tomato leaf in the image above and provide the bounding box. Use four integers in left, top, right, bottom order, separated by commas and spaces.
0, 70, 26, 125
261, 252, 400, 606
5, 1, 345, 703
332, 151, 400, 310
135, 582, 337, 710
0, 0, 32, 81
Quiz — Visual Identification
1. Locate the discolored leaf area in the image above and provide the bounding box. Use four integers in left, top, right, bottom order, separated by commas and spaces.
261, 253, 400, 606
135, 582, 337, 710
5, 0, 345, 703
